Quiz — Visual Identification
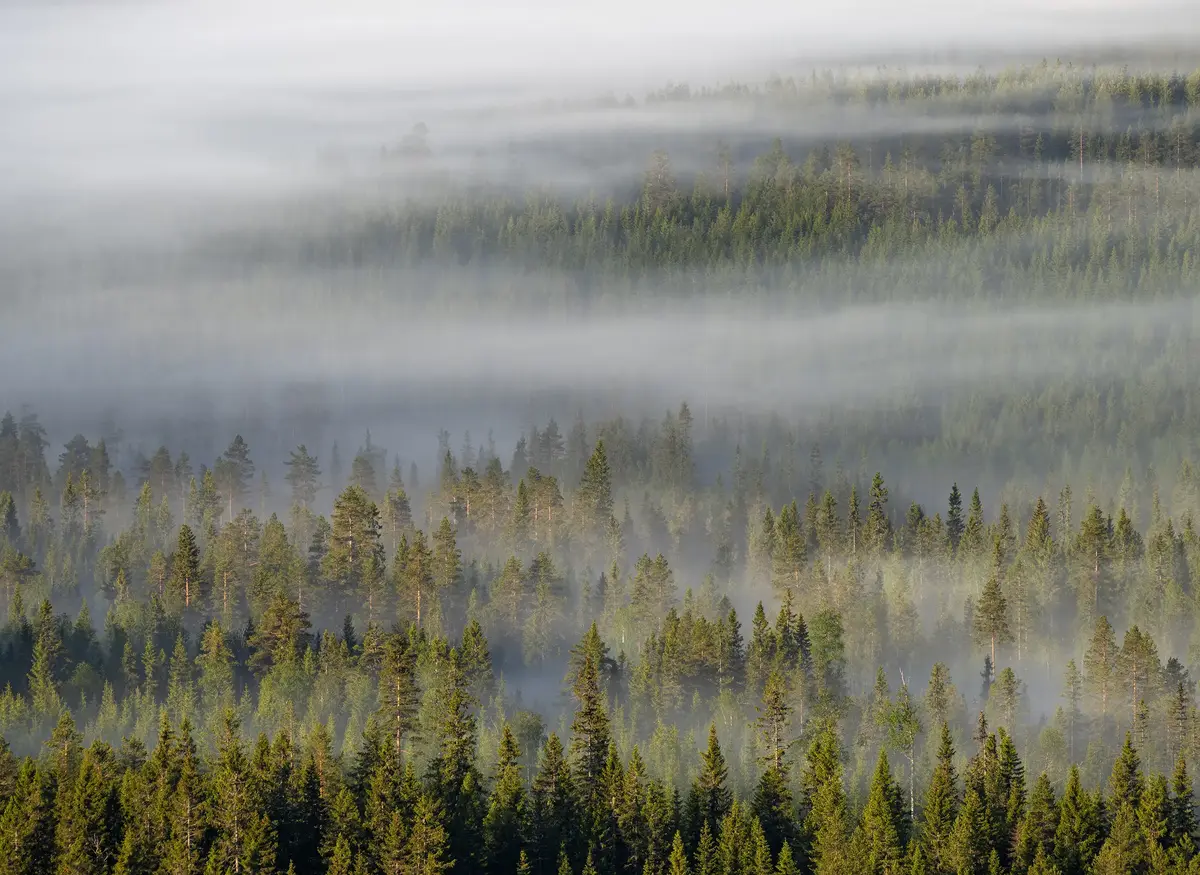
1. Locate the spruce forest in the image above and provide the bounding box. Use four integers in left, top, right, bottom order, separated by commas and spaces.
8, 7, 1200, 875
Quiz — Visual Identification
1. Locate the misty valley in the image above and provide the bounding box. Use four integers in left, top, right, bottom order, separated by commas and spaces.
6, 7, 1200, 875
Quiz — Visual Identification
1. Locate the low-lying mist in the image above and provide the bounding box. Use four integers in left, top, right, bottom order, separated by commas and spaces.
4, 277, 1195, 467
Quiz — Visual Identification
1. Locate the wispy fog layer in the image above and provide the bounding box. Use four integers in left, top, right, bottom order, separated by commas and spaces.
2, 0, 1198, 212
2, 277, 1193, 452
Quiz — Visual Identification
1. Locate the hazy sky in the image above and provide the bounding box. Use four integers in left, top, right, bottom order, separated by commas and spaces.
5, 1, 1195, 94
2, 0, 1197, 209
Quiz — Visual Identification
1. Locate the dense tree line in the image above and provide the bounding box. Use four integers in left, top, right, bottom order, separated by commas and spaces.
204, 61, 1200, 301
4, 402, 1200, 872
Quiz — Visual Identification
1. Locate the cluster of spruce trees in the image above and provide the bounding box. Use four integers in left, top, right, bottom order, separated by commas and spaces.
1, 647, 1198, 875
3, 403, 1200, 873
227, 61, 1200, 302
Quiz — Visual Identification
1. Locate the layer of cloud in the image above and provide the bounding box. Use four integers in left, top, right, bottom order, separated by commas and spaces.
2, 0, 1198, 213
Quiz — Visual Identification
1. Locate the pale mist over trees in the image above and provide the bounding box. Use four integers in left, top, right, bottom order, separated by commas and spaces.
5, 2, 1200, 875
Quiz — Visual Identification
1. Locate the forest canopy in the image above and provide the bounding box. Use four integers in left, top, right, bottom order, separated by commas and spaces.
5, 30, 1200, 875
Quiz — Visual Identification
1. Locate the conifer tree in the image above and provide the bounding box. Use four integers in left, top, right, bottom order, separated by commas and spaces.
922, 723, 959, 874
1139, 773, 1171, 853
774, 841, 799, 875
523, 552, 566, 666
393, 530, 435, 628
1013, 773, 1058, 874
714, 804, 745, 875
923, 665, 957, 733
1083, 616, 1118, 736
113, 819, 155, 875
29, 598, 63, 720
284, 446, 321, 510
1026, 847, 1061, 875
208, 708, 279, 875
588, 745, 622, 874
510, 480, 532, 552
1109, 733, 1144, 810
54, 741, 120, 875
1117, 626, 1160, 728
946, 786, 989, 875
429, 519, 462, 625
993, 729, 1026, 866
752, 763, 794, 857
972, 540, 1012, 669
745, 602, 775, 698
667, 831, 690, 875
847, 486, 861, 556
484, 725, 526, 875
215, 436, 254, 523
860, 749, 908, 874
1089, 799, 1144, 874
0, 760, 56, 875
619, 747, 651, 874
570, 651, 611, 818
769, 502, 806, 596
327, 835, 354, 875
528, 734, 577, 875
376, 807, 407, 875
426, 650, 483, 874
748, 818, 774, 875
165, 634, 195, 727
0, 490, 19, 543
1072, 504, 1111, 628
458, 619, 496, 700
1053, 766, 1103, 874
804, 725, 852, 875
322, 485, 383, 617
404, 793, 453, 875
947, 484, 964, 551
808, 610, 847, 716
908, 843, 928, 875
350, 452, 379, 500
162, 719, 207, 875
248, 591, 311, 675
866, 472, 891, 554
554, 849, 571, 875
695, 821, 717, 875
576, 441, 614, 543
580, 848, 599, 875
642, 779, 676, 873
961, 488, 985, 558
1061, 660, 1083, 761
1170, 753, 1195, 849
197, 623, 235, 736
689, 725, 733, 842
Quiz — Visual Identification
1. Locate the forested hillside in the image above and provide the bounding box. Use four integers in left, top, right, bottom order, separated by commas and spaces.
5, 54, 1200, 875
